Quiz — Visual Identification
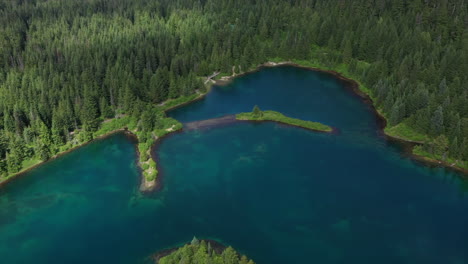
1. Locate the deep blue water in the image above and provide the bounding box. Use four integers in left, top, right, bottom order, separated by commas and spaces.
0, 66, 467, 264
169, 66, 378, 136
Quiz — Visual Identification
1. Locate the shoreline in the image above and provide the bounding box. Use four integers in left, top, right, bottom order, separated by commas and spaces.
2, 61, 465, 190
160, 82, 213, 113
212, 61, 467, 175
0, 100, 200, 192
0, 84, 209, 192
138, 88, 213, 193
140, 126, 184, 193
236, 110, 335, 134
0, 128, 134, 189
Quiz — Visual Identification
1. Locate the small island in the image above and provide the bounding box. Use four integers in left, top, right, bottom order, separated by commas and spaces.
236, 106, 333, 133
154, 237, 255, 264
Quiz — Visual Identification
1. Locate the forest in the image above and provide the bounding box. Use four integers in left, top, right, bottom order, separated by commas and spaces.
157, 238, 255, 264
0, 0, 467, 177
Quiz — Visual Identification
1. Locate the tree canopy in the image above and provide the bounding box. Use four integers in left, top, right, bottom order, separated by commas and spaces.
158, 239, 255, 264
0, 0, 467, 177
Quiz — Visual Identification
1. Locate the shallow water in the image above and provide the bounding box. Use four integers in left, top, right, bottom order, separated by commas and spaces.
0, 66, 467, 264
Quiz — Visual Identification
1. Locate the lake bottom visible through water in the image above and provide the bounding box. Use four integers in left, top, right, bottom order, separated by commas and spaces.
0, 66, 467, 264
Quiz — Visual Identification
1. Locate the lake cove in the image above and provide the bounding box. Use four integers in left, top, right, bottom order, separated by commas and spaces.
0, 66, 467, 264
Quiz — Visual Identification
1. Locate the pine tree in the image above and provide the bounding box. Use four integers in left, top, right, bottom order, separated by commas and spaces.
38, 121, 52, 160
191, 236, 200, 246
99, 97, 114, 119
0, 132, 7, 159
252, 105, 263, 118
431, 106, 444, 136
433, 135, 449, 159
6, 137, 25, 173
81, 96, 99, 132
449, 137, 459, 159
343, 39, 353, 64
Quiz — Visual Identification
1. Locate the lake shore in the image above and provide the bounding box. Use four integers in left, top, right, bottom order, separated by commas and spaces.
2, 61, 465, 190
0, 93, 202, 191
140, 126, 184, 193
0, 128, 135, 189
213, 61, 467, 175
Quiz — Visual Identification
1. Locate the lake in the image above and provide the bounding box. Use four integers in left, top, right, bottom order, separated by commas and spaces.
0, 66, 467, 264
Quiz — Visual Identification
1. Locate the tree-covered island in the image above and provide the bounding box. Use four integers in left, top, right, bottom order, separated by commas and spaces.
154, 238, 255, 264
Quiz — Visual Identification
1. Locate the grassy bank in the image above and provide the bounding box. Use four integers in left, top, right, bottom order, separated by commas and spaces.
236, 109, 332, 132
267, 51, 467, 172
137, 117, 183, 185
3, 120, 136, 182
1, 92, 197, 190
413, 146, 465, 168
99, 96, 195, 188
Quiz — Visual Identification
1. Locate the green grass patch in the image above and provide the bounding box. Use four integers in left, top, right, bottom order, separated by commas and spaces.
237, 110, 332, 132
144, 167, 158, 182
385, 123, 430, 143
160, 94, 201, 112
214, 72, 231, 79
94, 116, 137, 138
413, 146, 468, 170
58, 141, 77, 153
154, 118, 183, 138
20, 158, 42, 171
135, 117, 182, 184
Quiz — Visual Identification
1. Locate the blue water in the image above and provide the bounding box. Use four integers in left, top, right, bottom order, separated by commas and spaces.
169, 66, 377, 135
0, 66, 467, 264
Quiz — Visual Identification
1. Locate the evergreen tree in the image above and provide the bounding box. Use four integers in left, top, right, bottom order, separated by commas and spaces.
191, 236, 200, 246
252, 105, 263, 118
0, 0, 466, 170
431, 106, 444, 136
343, 40, 353, 64
81, 96, 99, 132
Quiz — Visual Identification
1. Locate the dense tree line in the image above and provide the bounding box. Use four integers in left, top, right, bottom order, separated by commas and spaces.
0, 0, 467, 177
158, 238, 255, 264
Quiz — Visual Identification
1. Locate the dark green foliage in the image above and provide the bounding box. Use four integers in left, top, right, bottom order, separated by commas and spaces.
100, 98, 114, 119
6, 137, 24, 173
158, 240, 255, 264
431, 106, 444, 136
81, 96, 100, 132
0, 0, 467, 175
0, 159, 6, 177
433, 135, 449, 160
0, 132, 8, 159
252, 105, 263, 118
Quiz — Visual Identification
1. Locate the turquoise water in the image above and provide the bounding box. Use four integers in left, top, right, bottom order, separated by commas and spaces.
0, 66, 467, 264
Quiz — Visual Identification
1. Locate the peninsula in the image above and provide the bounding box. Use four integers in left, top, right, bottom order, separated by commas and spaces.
236, 106, 333, 133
